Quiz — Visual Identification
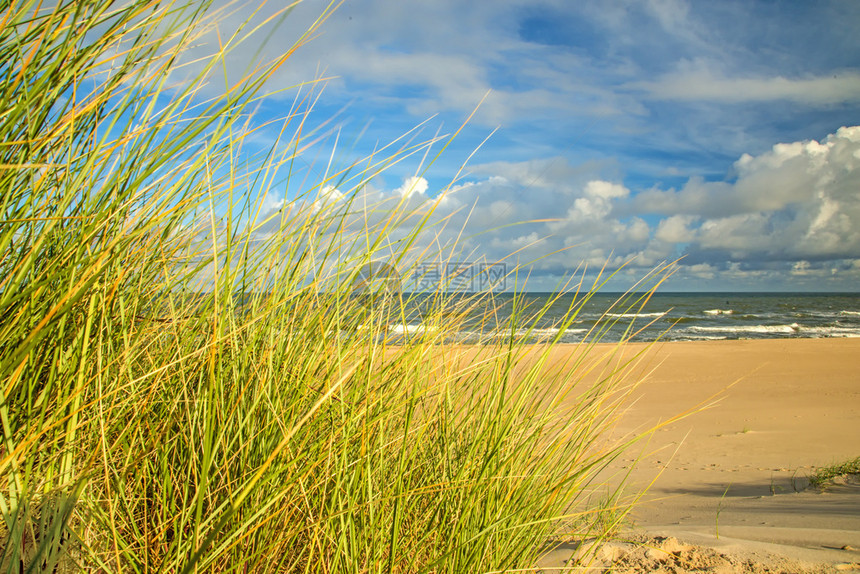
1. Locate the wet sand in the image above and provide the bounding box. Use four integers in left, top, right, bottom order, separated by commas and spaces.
538, 338, 860, 572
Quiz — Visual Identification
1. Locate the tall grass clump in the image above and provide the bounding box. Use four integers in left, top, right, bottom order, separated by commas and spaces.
1, 0, 670, 571
808, 456, 860, 489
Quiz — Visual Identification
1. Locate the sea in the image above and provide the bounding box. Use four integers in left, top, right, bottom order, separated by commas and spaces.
386, 292, 860, 344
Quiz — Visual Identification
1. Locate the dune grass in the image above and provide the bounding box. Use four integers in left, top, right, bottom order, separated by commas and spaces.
808, 457, 860, 489
1, 1, 669, 571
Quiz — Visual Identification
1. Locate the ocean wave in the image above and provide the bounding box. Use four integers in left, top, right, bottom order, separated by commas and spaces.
686, 323, 860, 337
387, 323, 438, 335
671, 334, 729, 341
605, 311, 669, 319
791, 310, 860, 320
455, 327, 590, 342
687, 324, 801, 335
703, 308, 733, 315
507, 327, 589, 340
794, 326, 860, 338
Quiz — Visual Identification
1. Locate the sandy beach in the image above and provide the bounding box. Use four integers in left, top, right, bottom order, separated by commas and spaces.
536, 338, 860, 573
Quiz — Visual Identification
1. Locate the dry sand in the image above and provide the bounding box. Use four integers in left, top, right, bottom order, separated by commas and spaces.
535, 338, 860, 573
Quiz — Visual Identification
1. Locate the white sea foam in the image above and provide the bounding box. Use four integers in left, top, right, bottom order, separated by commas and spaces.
530, 327, 588, 338
474, 327, 589, 341
684, 323, 860, 337
388, 323, 438, 335
606, 311, 669, 319
840, 310, 860, 316
704, 309, 733, 315
678, 334, 729, 341
514, 327, 588, 338
687, 324, 801, 335
793, 325, 860, 338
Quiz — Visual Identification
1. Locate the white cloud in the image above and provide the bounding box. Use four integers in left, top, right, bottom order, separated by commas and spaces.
261, 190, 284, 213
633, 63, 860, 105
687, 263, 717, 280
233, 126, 860, 291
172, 0, 860, 290
792, 260, 812, 276
311, 185, 344, 211
395, 176, 429, 198
436, 126, 860, 287
655, 215, 697, 243
568, 181, 628, 221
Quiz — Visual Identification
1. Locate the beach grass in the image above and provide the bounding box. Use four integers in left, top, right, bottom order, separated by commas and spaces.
808, 457, 860, 489
0, 1, 669, 571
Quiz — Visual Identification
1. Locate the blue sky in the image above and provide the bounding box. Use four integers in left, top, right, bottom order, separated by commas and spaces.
189, 0, 860, 291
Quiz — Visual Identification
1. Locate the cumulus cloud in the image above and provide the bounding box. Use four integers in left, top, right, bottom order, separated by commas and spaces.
395, 176, 429, 198
233, 126, 860, 290
315, 185, 345, 207
100, 0, 860, 292
260, 190, 285, 213
655, 215, 697, 243
569, 181, 628, 221
164, 0, 860, 210
658, 127, 860, 260
429, 127, 860, 288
